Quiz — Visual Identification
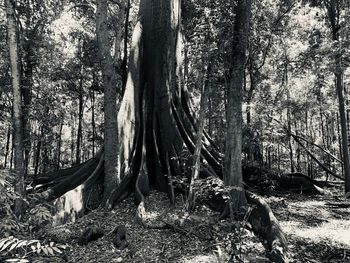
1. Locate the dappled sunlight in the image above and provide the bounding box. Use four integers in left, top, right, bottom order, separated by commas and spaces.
282, 219, 350, 246
49, 6, 91, 57
181, 254, 222, 263
53, 185, 85, 225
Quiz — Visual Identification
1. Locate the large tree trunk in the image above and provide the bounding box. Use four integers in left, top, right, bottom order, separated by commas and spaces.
6, 0, 26, 216
224, 0, 251, 214
34, 1, 287, 261
96, 0, 118, 206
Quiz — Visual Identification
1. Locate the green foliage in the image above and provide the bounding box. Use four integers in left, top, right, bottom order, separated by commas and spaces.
0, 170, 23, 234
0, 170, 67, 262
28, 204, 52, 229
0, 236, 67, 259
194, 176, 230, 201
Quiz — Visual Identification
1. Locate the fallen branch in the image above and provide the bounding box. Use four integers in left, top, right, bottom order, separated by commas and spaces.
269, 116, 344, 181
291, 134, 344, 181
293, 134, 343, 165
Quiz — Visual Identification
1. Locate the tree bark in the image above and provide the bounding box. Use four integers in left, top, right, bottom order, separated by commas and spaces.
4, 125, 11, 168
187, 64, 211, 211
287, 88, 294, 173
120, 0, 130, 94
90, 84, 96, 156
96, 0, 119, 206
335, 57, 350, 191
291, 134, 344, 181
224, 0, 251, 214
76, 43, 84, 165
6, 0, 26, 215
34, 127, 43, 177
56, 122, 63, 170
34, 1, 288, 261
326, 0, 350, 193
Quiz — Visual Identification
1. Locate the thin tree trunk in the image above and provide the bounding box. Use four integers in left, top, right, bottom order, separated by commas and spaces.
90, 85, 96, 156
294, 122, 301, 172
4, 125, 11, 168
286, 72, 294, 172
277, 143, 281, 171
42, 136, 49, 174
76, 49, 84, 165
10, 141, 14, 170
320, 108, 326, 147
187, 64, 211, 211
293, 133, 343, 164
6, 0, 26, 215
22, 0, 33, 175
34, 129, 42, 177
292, 134, 344, 181
56, 122, 63, 170
326, 0, 350, 193
246, 61, 257, 126
96, 0, 118, 206
267, 147, 271, 169
113, 1, 125, 86
121, 0, 130, 93
336, 59, 350, 192
71, 113, 76, 164
76, 83, 83, 164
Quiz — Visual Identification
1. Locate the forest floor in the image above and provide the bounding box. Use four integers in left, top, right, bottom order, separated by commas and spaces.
267, 183, 350, 263
2, 182, 350, 262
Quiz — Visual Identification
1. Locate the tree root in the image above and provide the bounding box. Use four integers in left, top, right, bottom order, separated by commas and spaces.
246, 191, 288, 263
34, 150, 103, 201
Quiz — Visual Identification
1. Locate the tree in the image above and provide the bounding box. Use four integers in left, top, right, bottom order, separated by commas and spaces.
325, 0, 350, 194
224, 0, 252, 215
187, 63, 211, 211
96, 0, 118, 206
34, 0, 288, 261
5, 0, 25, 215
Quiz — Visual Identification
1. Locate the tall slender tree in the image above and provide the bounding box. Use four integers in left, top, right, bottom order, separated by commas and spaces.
96, 0, 118, 206
325, 0, 350, 194
224, 0, 252, 214
6, 0, 26, 215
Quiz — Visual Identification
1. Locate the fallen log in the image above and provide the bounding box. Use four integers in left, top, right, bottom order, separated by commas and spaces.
195, 177, 288, 263
291, 135, 344, 181
269, 116, 344, 181
247, 192, 288, 263
273, 173, 325, 195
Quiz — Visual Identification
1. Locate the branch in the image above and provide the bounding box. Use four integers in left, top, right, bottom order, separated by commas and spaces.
269, 116, 344, 181
255, 1, 296, 70
291, 135, 344, 181
292, 134, 343, 165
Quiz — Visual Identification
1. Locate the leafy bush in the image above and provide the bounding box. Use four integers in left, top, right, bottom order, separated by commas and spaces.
29, 204, 52, 229
0, 236, 67, 259
0, 170, 23, 235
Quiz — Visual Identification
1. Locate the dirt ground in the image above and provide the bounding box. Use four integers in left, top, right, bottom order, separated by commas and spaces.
3, 183, 350, 262
267, 183, 350, 263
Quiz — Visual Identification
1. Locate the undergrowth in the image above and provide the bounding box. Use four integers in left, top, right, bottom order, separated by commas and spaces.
0, 169, 68, 262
